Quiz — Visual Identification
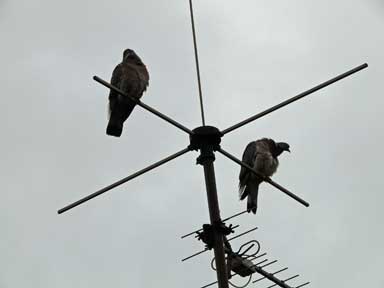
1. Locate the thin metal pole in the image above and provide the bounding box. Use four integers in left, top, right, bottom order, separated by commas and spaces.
188, 0, 206, 125
248, 252, 267, 261
58, 147, 190, 214
253, 267, 288, 283
260, 260, 278, 269
266, 274, 299, 288
93, 76, 193, 135
201, 279, 221, 288
265, 178, 309, 207
181, 228, 203, 239
253, 266, 294, 288
182, 248, 208, 262
222, 210, 248, 222
295, 282, 310, 288
255, 259, 269, 266
201, 149, 228, 288
227, 227, 258, 241
217, 148, 309, 207
221, 63, 368, 135
239, 243, 255, 256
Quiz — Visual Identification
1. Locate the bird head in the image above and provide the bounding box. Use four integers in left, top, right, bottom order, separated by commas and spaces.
123, 48, 142, 63
275, 142, 290, 156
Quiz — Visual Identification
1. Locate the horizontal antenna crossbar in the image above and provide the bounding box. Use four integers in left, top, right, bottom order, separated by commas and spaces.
93, 76, 193, 135
221, 63, 368, 135
58, 147, 190, 214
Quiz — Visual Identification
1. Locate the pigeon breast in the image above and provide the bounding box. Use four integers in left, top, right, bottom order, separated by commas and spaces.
253, 152, 278, 177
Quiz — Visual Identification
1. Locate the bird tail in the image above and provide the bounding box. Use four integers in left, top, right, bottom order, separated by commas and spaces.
106, 117, 123, 137
246, 182, 259, 214
106, 100, 136, 137
239, 184, 247, 200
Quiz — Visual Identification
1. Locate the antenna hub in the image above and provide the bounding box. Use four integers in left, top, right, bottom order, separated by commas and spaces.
189, 126, 222, 151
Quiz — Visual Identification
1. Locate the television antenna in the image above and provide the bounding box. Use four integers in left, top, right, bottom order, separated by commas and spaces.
58, 1, 368, 288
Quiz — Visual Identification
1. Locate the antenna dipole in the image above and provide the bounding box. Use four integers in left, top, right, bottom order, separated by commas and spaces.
58, 11, 368, 288
58, 62, 367, 288
55, 2, 370, 288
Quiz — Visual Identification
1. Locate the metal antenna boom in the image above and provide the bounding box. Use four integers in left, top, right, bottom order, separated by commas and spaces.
201, 156, 228, 288
188, 126, 228, 287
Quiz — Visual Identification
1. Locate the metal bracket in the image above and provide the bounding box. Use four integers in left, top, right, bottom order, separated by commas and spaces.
197, 223, 235, 250
188, 126, 223, 165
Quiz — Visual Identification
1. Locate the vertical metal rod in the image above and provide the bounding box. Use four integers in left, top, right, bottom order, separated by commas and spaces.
201, 149, 228, 288
188, 0, 206, 125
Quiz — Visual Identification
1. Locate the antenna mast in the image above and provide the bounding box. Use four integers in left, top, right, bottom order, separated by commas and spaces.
57, 1, 369, 288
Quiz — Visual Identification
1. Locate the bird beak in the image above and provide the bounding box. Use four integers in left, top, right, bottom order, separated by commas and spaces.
286, 148, 291, 153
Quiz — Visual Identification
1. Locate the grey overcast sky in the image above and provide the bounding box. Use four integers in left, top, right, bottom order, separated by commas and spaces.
0, 0, 383, 287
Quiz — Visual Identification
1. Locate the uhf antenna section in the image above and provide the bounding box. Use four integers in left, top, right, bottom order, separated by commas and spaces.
181, 212, 310, 288
58, 1, 368, 288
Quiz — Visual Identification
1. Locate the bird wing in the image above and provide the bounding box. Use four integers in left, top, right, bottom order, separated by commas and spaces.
109, 63, 123, 101
239, 141, 257, 198
238, 139, 272, 188
136, 64, 149, 94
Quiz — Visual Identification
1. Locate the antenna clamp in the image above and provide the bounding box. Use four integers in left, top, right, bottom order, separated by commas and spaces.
189, 126, 223, 164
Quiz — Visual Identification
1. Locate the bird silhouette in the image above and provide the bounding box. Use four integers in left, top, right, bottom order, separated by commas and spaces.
107, 49, 149, 137
239, 138, 290, 214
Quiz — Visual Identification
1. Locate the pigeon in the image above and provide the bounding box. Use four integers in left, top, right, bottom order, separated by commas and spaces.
107, 49, 149, 137
238, 138, 290, 214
